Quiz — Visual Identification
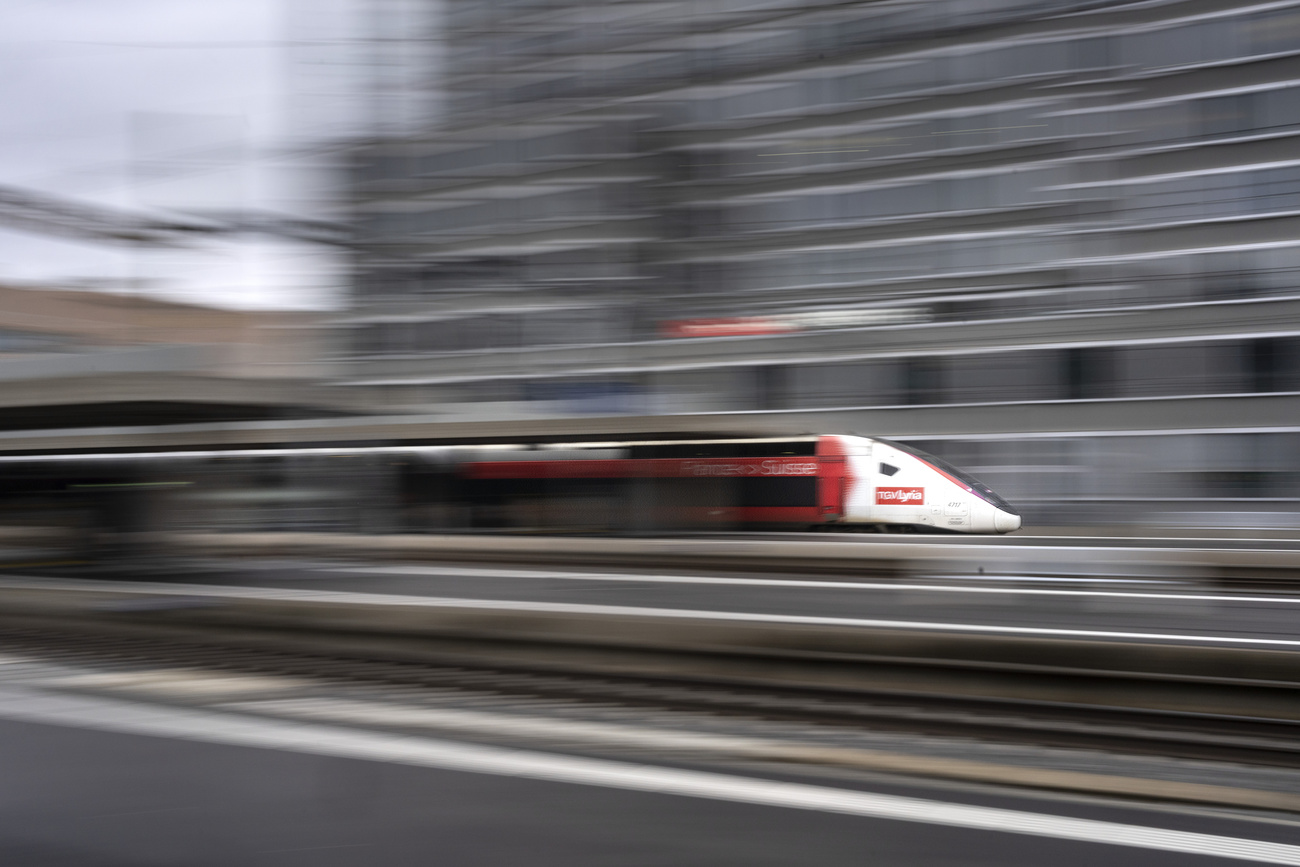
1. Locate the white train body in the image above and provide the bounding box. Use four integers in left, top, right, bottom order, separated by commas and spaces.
836, 435, 1021, 534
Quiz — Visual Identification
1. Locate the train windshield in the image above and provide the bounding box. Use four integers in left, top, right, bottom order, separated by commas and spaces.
878, 439, 1019, 516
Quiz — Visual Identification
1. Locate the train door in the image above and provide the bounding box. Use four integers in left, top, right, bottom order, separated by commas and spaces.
815, 436, 849, 523
839, 437, 875, 522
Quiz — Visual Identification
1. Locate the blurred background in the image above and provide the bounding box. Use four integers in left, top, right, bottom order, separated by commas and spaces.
2, 0, 1299, 533
4, 6, 1300, 863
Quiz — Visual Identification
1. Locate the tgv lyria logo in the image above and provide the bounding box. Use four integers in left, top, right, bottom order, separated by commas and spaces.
876, 487, 924, 505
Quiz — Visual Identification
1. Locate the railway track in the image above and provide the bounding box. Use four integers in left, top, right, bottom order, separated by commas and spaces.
3, 612, 1298, 776
155, 529, 1300, 588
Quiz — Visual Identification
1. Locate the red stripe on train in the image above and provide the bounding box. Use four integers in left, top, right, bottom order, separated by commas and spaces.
464, 457, 824, 480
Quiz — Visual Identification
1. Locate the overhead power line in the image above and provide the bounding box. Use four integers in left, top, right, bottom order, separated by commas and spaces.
0, 184, 352, 248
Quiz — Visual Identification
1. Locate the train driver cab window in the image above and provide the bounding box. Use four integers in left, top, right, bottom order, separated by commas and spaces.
879, 462, 899, 476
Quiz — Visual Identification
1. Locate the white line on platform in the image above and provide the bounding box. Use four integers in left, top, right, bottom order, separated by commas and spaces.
326, 562, 1300, 606
0, 686, 1294, 864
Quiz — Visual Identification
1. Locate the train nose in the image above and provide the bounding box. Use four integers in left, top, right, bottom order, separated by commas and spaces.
994, 511, 1021, 533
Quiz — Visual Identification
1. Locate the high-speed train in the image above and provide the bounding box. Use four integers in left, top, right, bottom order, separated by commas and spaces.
0, 433, 1020, 537
460, 434, 1021, 534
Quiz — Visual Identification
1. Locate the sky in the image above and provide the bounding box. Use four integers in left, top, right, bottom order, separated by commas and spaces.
0, 0, 360, 310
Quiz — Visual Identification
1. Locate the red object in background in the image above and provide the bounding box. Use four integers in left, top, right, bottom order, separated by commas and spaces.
876, 487, 924, 505
660, 317, 799, 338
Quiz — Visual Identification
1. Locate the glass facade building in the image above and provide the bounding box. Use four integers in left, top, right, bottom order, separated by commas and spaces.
342, 0, 1300, 527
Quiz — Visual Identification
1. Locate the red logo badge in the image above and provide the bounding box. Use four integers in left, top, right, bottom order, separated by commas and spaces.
876, 487, 924, 505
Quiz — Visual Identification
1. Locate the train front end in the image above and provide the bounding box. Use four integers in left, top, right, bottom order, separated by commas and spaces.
833, 436, 1022, 534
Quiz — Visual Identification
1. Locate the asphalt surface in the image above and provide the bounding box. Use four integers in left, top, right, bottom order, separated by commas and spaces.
3, 709, 1300, 867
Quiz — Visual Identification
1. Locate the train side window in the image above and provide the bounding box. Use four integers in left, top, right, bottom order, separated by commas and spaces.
740, 441, 816, 457
879, 462, 899, 476
660, 443, 730, 459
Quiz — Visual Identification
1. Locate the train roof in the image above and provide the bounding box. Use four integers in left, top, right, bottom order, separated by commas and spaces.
0, 435, 833, 463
